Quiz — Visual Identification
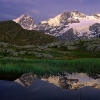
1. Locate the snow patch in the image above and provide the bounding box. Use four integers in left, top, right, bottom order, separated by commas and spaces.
41, 14, 61, 26
13, 14, 24, 23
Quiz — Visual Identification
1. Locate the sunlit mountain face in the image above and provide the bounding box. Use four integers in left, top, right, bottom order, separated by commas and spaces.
13, 11, 100, 40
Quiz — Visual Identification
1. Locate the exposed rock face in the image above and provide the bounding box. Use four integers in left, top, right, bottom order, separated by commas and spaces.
86, 45, 98, 52
89, 23, 100, 37
67, 46, 78, 50
13, 11, 100, 40
57, 28, 77, 40
95, 45, 100, 52
71, 11, 86, 18
13, 13, 37, 30
60, 11, 80, 25
92, 13, 100, 19
14, 73, 36, 87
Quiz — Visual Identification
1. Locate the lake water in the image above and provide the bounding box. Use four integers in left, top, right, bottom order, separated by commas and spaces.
0, 77, 100, 100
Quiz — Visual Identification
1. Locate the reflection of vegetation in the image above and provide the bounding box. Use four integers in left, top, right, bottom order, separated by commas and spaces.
0, 58, 100, 77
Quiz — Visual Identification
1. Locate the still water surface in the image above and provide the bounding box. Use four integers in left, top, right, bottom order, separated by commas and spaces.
0, 78, 100, 100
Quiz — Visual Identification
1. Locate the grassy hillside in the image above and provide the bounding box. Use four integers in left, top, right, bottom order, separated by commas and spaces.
0, 21, 58, 46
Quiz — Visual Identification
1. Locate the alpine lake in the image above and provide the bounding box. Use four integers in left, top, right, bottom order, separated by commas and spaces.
1, 72, 100, 100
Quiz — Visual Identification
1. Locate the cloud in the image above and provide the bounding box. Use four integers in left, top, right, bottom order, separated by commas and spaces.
4, 0, 35, 5
64, 0, 83, 3
0, 13, 17, 21
32, 9, 40, 14
48, 14, 57, 17
25, 7, 40, 14
78, 0, 83, 3
2, 14, 16, 19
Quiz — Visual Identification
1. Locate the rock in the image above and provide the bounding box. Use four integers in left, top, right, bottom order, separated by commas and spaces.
19, 51, 27, 55
67, 46, 78, 50
86, 45, 97, 52
42, 53, 53, 58
0, 42, 9, 47
27, 51, 33, 54
95, 45, 100, 52
11, 52, 18, 56
7, 49, 15, 53
33, 51, 53, 58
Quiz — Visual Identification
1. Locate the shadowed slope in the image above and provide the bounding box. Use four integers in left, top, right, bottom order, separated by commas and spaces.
0, 20, 58, 46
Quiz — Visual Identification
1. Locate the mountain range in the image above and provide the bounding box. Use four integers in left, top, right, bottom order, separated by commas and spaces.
13, 11, 100, 40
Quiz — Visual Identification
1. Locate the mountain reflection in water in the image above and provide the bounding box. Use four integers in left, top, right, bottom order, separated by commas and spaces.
0, 73, 100, 100
15, 73, 100, 90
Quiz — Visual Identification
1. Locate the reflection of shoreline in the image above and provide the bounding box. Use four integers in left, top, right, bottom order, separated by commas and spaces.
14, 73, 100, 90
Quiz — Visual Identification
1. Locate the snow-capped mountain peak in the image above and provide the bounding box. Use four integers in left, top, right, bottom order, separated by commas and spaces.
92, 13, 100, 19
38, 11, 83, 29
71, 10, 87, 18
40, 14, 61, 26
13, 11, 100, 40
13, 13, 37, 30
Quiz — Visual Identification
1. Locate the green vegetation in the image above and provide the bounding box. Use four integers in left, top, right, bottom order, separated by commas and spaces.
0, 21, 58, 45
0, 20, 100, 80
0, 38, 100, 60
0, 20, 100, 60
0, 58, 100, 77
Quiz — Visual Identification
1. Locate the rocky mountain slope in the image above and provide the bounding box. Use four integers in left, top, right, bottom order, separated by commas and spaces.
13, 13, 37, 30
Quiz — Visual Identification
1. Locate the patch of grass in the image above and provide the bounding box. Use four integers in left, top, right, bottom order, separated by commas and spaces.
70, 50, 100, 58
0, 58, 100, 77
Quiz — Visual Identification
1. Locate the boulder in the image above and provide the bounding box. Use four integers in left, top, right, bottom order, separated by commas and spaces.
19, 51, 27, 55
67, 46, 78, 50
95, 45, 100, 52
86, 45, 97, 52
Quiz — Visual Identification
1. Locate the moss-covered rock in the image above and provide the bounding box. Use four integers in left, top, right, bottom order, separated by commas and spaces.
67, 46, 78, 50
86, 45, 97, 52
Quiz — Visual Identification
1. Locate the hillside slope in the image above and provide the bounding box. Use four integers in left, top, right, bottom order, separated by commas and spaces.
0, 21, 58, 46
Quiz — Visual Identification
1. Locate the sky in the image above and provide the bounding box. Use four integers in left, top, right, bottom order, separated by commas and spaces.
0, 0, 100, 23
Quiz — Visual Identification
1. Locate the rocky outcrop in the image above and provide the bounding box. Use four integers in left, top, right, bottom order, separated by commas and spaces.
67, 46, 78, 50
13, 13, 37, 30
86, 45, 97, 52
